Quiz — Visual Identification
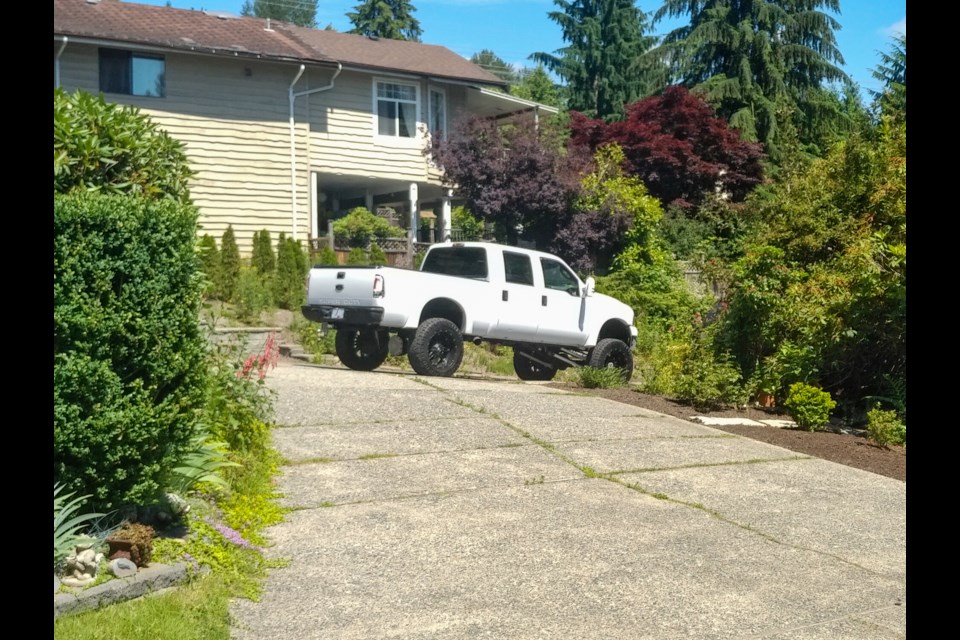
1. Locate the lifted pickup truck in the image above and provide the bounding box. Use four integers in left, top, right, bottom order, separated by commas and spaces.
302, 241, 637, 380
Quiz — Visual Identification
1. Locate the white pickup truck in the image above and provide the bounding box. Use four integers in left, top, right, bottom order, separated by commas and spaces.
301, 241, 637, 380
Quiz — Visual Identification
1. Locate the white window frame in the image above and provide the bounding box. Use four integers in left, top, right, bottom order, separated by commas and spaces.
373, 77, 421, 147
428, 86, 447, 141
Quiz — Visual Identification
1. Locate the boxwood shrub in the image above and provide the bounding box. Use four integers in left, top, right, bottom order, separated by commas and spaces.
54, 192, 208, 512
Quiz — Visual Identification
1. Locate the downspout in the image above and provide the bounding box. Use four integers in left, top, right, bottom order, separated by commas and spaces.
55, 36, 68, 88
289, 62, 342, 242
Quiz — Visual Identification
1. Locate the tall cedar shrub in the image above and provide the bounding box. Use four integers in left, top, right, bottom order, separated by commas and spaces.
54, 88, 193, 203
251, 229, 275, 275
316, 245, 339, 265
274, 234, 307, 310
54, 192, 208, 512
368, 243, 387, 265
346, 247, 369, 265
197, 234, 221, 299
219, 225, 241, 302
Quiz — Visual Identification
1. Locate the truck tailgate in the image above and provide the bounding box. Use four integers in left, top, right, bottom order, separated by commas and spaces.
304, 266, 384, 308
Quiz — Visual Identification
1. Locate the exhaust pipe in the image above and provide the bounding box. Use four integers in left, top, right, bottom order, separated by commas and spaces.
472, 337, 482, 346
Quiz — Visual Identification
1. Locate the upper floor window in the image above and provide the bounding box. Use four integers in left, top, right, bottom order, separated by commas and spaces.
376, 80, 418, 139
99, 48, 165, 97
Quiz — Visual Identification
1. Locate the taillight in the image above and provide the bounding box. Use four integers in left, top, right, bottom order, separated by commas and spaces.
373, 273, 385, 297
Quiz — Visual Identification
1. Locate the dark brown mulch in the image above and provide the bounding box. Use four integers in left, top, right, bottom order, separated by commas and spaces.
546, 384, 906, 483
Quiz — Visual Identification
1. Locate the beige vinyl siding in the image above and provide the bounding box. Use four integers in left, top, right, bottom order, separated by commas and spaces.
307, 72, 434, 183
55, 43, 315, 256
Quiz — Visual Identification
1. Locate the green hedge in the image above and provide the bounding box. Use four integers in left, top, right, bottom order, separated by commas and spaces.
54, 192, 208, 512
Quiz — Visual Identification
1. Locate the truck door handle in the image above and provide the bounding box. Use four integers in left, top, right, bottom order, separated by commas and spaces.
542, 296, 547, 306
502, 290, 508, 301
336, 284, 344, 291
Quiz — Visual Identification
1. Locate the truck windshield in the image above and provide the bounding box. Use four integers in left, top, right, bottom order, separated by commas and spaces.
421, 247, 489, 280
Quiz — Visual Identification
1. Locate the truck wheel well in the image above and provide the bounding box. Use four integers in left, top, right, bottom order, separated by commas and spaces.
419, 298, 464, 331
597, 320, 631, 345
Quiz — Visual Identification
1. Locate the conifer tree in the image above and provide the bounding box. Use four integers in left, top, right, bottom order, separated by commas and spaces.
532, 0, 660, 120
219, 225, 241, 302
654, 0, 848, 157
347, 0, 422, 42
197, 234, 221, 298
240, 0, 317, 28
251, 229, 275, 275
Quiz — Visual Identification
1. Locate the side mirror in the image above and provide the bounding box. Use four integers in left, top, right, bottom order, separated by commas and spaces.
583, 276, 595, 298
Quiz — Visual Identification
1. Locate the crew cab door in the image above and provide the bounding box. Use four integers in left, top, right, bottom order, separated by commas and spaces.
536, 257, 588, 346
490, 250, 540, 341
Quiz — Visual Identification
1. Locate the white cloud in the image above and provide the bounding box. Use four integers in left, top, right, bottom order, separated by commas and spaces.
883, 18, 906, 37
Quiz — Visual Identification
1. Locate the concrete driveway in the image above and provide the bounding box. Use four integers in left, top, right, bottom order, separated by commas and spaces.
230, 360, 906, 639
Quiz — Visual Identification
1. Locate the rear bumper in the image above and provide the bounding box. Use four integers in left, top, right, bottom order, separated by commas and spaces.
301, 305, 384, 326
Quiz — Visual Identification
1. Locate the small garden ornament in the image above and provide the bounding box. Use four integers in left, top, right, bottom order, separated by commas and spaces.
60, 542, 104, 588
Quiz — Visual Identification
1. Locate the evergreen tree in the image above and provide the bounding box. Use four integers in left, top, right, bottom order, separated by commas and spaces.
471, 50, 518, 84
346, 247, 369, 265
219, 225, 241, 302
274, 234, 307, 310
347, 0, 423, 42
368, 243, 388, 265
870, 33, 906, 121
532, 0, 660, 120
251, 229, 276, 275
316, 245, 340, 265
197, 234, 221, 298
240, 0, 317, 28
653, 0, 848, 158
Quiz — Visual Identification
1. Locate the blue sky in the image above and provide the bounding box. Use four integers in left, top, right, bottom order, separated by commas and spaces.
134, 0, 905, 101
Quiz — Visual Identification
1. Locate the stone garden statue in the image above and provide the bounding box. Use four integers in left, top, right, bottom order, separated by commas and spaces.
61, 542, 104, 588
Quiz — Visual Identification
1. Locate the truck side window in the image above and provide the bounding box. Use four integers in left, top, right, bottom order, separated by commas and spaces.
421, 247, 489, 279
503, 252, 534, 286
540, 258, 579, 295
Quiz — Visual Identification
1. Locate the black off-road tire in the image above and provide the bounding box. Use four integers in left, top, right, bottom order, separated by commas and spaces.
407, 318, 464, 377
513, 349, 558, 381
335, 328, 390, 371
587, 338, 634, 382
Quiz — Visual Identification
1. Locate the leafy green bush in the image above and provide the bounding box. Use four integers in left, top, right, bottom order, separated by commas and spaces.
784, 383, 837, 431
673, 349, 745, 409
219, 225, 241, 302
251, 229, 275, 275
54, 88, 193, 202
274, 234, 307, 310
452, 206, 483, 240
866, 405, 906, 447
577, 367, 626, 389
332, 207, 404, 247
292, 317, 337, 362
55, 192, 208, 512
346, 247, 368, 265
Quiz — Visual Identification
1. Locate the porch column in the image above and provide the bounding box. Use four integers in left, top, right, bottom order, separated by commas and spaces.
441, 189, 453, 241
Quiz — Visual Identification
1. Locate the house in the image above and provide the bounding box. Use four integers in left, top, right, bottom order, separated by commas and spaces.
53, 0, 558, 255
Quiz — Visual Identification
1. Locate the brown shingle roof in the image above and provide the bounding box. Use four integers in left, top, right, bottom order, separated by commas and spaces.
53, 0, 506, 86
285, 26, 506, 86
